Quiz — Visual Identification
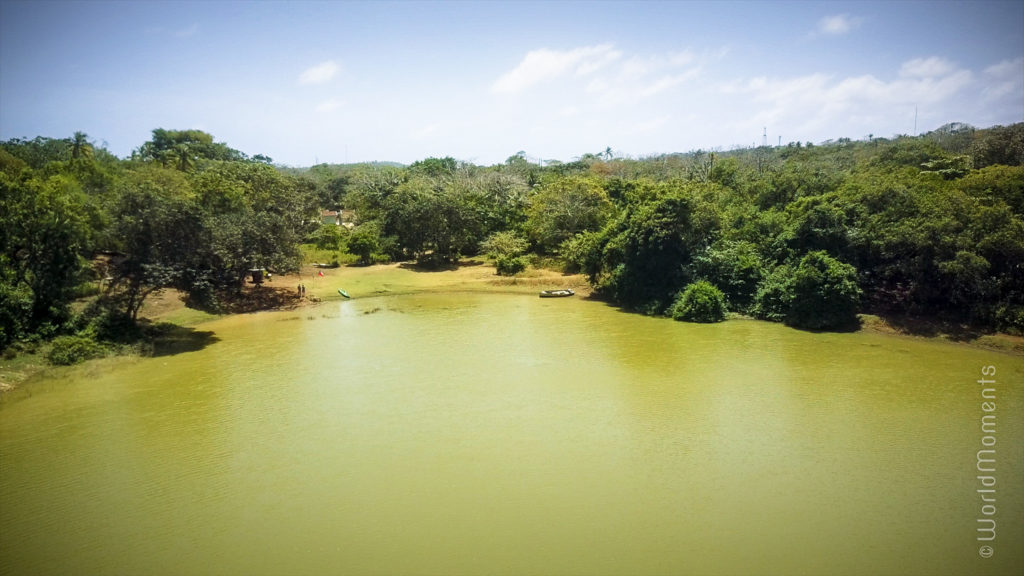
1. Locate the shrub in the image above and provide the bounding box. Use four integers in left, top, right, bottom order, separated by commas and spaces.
48, 334, 106, 365
312, 224, 346, 251
668, 280, 728, 323
0, 282, 33, 349
786, 251, 862, 330
560, 231, 604, 275
694, 241, 763, 311
495, 255, 527, 276
995, 305, 1024, 335
347, 224, 381, 266
752, 264, 795, 322
480, 231, 528, 259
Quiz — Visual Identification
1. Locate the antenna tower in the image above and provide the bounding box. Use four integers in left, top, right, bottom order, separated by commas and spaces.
762, 127, 767, 147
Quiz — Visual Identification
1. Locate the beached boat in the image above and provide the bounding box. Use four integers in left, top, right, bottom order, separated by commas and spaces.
338, 289, 351, 298
539, 289, 574, 298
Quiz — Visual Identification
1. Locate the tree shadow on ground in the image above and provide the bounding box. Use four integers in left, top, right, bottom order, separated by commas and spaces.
398, 259, 485, 273
148, 324, 220, 357
216, 284, 303, 314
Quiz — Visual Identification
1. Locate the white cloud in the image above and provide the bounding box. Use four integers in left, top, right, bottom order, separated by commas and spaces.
981, 57, 1024, 102
816, 14, 862, 36
491, 44, 620, 93
496, 46, 703, 108
590, 52, 702, 106
638, 71, 700, 98
723, 57, 975, 138
900, 57, 957, 78
315, 99, 345, 113
299, 60, 340, 85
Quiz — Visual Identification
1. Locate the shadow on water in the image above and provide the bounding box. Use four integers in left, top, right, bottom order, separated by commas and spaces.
868, 311, 990, 341
148, 324, 220, 357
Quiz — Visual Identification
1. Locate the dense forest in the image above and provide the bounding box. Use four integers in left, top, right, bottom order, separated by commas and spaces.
2, 123, 1023, 361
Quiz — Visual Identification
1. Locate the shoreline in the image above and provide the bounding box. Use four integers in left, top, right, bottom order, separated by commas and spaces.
2, 260, 1021, 398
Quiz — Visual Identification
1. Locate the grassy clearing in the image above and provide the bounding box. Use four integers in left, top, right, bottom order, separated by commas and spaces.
294, 257, 591, 304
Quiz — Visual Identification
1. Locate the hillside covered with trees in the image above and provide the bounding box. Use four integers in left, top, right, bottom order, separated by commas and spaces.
2, 123, 1023, 361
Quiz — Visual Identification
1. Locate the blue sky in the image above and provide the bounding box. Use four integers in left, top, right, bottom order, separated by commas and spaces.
1, 0, 1022, 166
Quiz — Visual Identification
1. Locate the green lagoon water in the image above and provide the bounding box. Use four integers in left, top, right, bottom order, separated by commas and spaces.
1, 293, 1022, 575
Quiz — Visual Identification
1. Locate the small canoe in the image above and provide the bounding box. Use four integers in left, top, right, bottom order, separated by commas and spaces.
338, 289, 351, 299
539, 289, 574, 298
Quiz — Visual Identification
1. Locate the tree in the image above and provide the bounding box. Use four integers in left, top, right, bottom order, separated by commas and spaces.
347, 224, 381, 265
668, 281, 728, 322
971, 123, 1024, 168
378, 177, 482, 266
135, 129, 246, 171
410, 157, 458, 179
312, 224, 346, 252
185, 161, 317, 295
594, 182, 721, 312
782, 194, 853, 258
109, 167, 202, 319
0, 136, 72, 168
481, 231, 529, 276
0, 173, 91, 340
693, 240, 763, 311
526, 175, 613, 252
480, 231, 528, 260
476, 171, 530, 233
71, 131, 94, 160
786, 251, 862, 330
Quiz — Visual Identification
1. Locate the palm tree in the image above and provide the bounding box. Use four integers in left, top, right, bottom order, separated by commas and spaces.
170, 143, 195, 171
71, 131, 93, 160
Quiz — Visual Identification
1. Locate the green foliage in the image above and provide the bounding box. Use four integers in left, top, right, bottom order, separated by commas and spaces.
560, 231, 605, 276
312, 224, 346, 252
592, 182, 720, 312
971, 123, 1024, 169
668, 281, 727, 323
346, 224, 382, 265
480, 231, 528, 259
526, 175, 613, 252
476, 171, 530, 233
921, 156, 971, 179
0, 136, 74, 168
109, 167, 202, 318
495, 255, 527, 276
134, 129, 247, 171
0, 282, 33, 349
753, 253, 862, 330
3, 122, 1024, 350
872, 137, 949, 170
752, 264, 795, 322
958, 165, 1024, 215
694, 241, 763, 311
786, 251, 862, 330
782, 195, 852, 257
377, 177, 483, 266
0, 173, 91, 337
47, 334, 106, 365
409, 157, 458, 179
